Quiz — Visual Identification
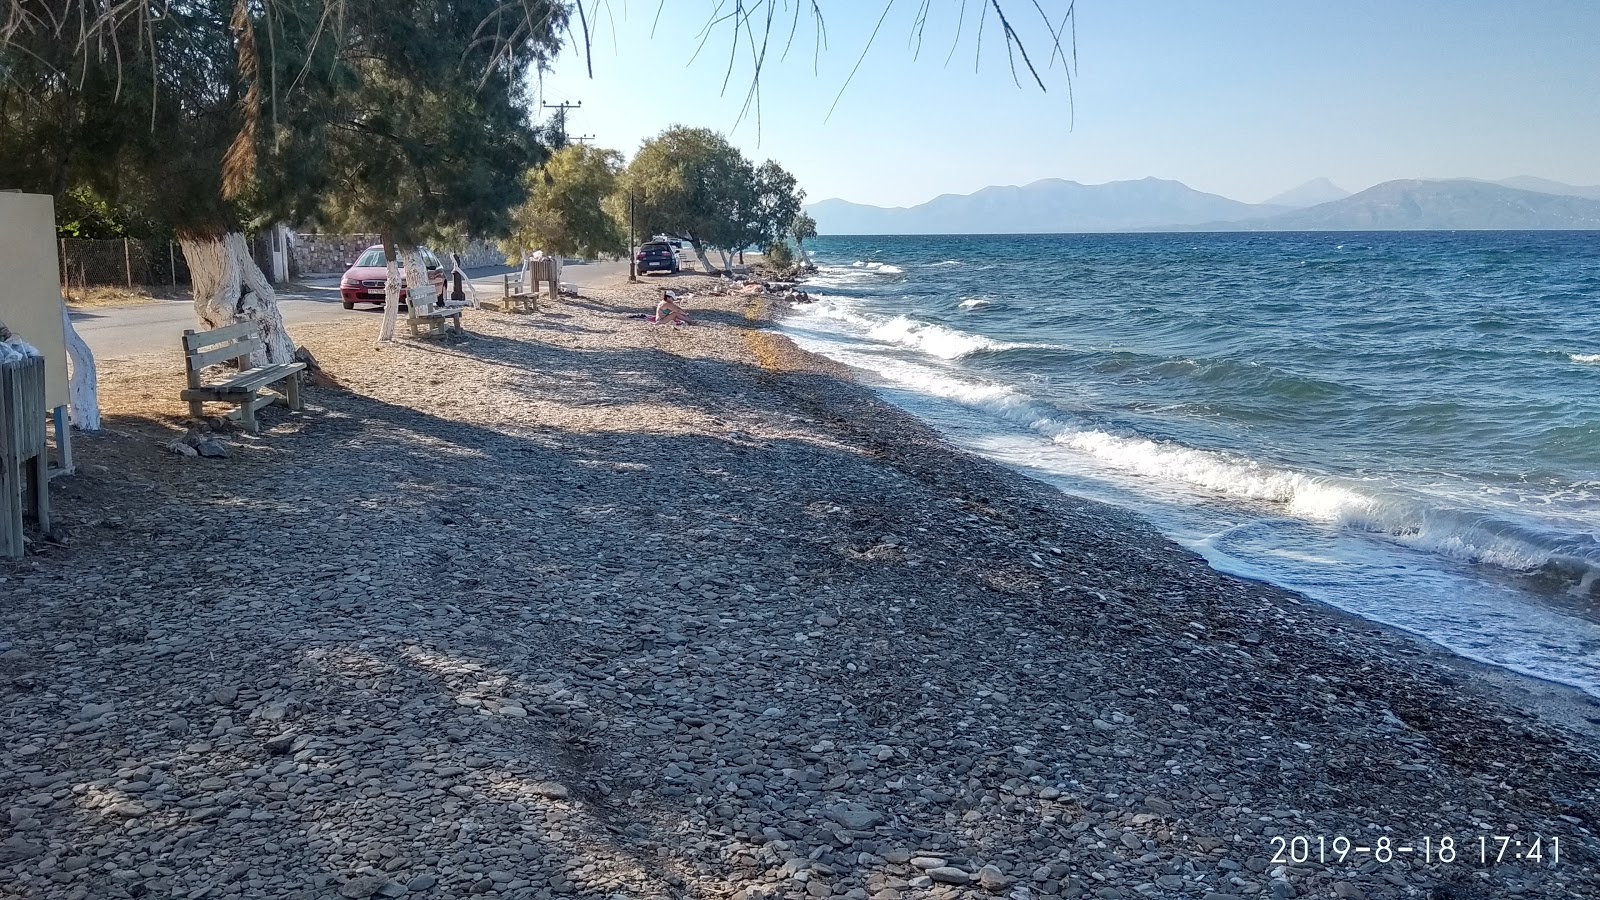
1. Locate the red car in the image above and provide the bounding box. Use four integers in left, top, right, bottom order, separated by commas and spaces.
339, 246, 448, 309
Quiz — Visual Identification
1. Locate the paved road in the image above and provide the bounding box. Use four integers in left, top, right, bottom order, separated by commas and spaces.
74, 260, 634, 360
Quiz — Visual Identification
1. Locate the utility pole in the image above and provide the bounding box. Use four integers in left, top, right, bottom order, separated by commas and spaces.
627, 190, 637, 282
543, 100, 580, 146
569, 135, 596, 145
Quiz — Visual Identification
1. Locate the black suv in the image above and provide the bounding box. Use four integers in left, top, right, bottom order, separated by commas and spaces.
636, 241, 680, 275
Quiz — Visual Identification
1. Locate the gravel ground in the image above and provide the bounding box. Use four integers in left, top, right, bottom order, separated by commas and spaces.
3, 276, 1599, 900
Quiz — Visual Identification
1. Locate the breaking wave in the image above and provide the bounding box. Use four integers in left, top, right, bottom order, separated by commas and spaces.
823, 354, 1599, 584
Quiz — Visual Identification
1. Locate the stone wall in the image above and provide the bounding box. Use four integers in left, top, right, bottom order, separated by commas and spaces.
288, 233, 507, 276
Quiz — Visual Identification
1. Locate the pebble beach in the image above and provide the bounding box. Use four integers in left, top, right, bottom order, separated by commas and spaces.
2, 275, 1598, 900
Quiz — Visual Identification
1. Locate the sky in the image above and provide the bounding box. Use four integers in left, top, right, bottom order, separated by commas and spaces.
537, 1, 1600, 208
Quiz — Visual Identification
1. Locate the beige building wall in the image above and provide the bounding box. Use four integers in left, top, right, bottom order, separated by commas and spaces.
0, 192, 69, 409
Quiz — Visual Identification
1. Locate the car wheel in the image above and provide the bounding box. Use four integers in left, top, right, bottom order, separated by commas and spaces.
342, 301, 354, 310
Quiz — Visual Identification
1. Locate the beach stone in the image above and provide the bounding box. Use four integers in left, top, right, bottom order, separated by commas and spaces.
339, 876, 388, 898
407, 875, 437, 892
977, 866, 1012, 892
533, 782, 570, 799
828, 805, 884, 830
928, 867, 970, 885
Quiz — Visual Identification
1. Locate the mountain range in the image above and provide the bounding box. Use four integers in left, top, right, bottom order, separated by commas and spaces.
805, 176, 1600, 234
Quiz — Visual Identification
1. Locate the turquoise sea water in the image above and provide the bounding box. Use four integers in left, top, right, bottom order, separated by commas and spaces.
782, 232, 1600, 694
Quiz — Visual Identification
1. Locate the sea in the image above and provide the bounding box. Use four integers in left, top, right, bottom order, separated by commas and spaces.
781, 231, 1600, 696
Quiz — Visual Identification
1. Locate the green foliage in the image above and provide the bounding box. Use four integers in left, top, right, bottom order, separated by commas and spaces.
622, 127, 805, 265
748, 161, 805, 251
791, 212, 818, 248
762, 239, 796, 271
0, 0, 568, 246
623, 126, 751, 251
300, 0, 567, 248
55, 186, 168, 239
504, 144, 626, 261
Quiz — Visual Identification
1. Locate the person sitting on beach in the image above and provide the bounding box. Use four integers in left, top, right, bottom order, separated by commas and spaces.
653, 289, 691, 325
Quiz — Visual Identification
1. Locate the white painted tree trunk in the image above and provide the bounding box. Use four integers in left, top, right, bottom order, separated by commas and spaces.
180, 232, 296, 365
59, 299, 99, 431
715, 248, 734, 274
377, 248, 402, 342
690, 239, 715, 274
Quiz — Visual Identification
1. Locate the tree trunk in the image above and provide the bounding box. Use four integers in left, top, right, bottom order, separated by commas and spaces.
377, 235, 402, 342
689, 238, 715, 274
180, 231, 295, 366
59, 299, 99, 431
715, 248, 734, 275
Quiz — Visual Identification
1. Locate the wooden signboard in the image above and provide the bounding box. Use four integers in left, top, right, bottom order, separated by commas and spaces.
0, 192, 69, 411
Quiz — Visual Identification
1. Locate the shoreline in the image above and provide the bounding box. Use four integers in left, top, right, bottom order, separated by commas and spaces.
3, 277, 1598, 899
756, 284, 1600, 743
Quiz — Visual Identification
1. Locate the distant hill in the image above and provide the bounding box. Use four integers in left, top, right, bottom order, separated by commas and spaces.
1263, 177, 1350, 208
1227, 179, 1600, 231
1495, 176, 1600, 202
805, 177, 1284, 235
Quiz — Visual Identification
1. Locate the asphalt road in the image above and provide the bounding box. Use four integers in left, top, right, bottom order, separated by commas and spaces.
73, 260, 634, 360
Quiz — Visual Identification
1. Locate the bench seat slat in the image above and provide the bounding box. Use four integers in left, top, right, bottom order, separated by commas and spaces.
216, 362, 306, 394
185, 362, 305, 396
183, 321, 260, 351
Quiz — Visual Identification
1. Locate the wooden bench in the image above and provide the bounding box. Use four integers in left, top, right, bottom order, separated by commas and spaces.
407, 298, 465, 338
180, 323, 306, 432
501, 270, 538, 314
500, 258, 560, 313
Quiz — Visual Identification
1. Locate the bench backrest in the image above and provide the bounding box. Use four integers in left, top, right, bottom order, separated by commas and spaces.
183, 322, 262, 387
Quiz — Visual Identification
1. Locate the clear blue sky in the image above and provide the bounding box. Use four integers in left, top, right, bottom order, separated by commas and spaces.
537, 1, 1600, 207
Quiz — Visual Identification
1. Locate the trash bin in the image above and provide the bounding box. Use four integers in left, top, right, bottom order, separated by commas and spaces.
1, 349, 48, 558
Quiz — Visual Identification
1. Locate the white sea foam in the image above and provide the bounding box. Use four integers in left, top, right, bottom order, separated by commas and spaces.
786, 320, 1596, 580
849, 260, 905, 274
959, 296, 994, 309
924, 260, 963, 268
1571, 353, 1600, 364
865, 316, 1010, 359
796, 298, 1048, 359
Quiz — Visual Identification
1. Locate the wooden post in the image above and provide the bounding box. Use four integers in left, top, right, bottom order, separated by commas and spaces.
124, 237, 133, 287
169, 241, 178, 286
51, 406, 73, 478
182, 329, 206, 420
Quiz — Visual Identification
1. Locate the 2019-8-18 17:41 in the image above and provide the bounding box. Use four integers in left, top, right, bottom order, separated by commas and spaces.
1269, 834, 1560, 866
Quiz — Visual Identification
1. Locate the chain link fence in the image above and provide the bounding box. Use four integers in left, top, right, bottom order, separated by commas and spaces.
58, 238, 191, 290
